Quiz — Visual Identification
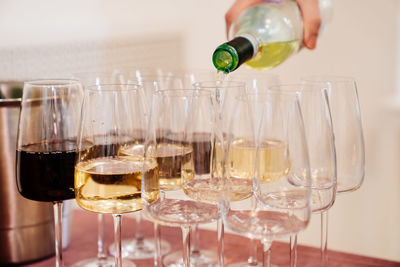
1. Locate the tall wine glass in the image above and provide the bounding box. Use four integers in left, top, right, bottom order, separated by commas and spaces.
142, 89, 221, 267
161, 69, 223, 267
301, 76, 365, 265
193, 80, 247, 267
221, 90, 312, 267
271, 84, 337, 267
16, 79, 83, 267
75, 83, 148, 267
226, 72, 280, 267
72, 71, 135, 267
108, 73, 181, 261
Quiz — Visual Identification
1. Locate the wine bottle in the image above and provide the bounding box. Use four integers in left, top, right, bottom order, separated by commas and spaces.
212, 0, 332, 73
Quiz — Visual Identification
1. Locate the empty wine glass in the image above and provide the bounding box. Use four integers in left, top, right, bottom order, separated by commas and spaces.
142, 89, 221, 267
270, 84, 337, 267
75, 83, 148, 267
221, 90, 312, 267
301, 76, 365, 265
16, 79, 83, 267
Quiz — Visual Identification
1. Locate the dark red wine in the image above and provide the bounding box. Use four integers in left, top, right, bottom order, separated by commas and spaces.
167, 132, 212, 175
16, 140, 77, 202
190, 133, 212, 175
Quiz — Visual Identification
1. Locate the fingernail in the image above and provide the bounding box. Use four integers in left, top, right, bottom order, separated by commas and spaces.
307, 35, 317, 49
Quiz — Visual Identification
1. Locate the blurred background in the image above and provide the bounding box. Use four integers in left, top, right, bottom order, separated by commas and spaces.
0, 0, 399, 262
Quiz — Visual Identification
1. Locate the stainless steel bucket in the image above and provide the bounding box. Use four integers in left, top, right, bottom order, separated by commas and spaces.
0, 82, 72, 265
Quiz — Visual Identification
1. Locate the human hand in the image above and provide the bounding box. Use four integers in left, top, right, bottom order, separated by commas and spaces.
225, 0, 321, 49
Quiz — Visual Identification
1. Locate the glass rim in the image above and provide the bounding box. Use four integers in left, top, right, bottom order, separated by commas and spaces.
234, 90, 301, 103
268, 83, 327, 93
72, 71, 123, 80
194, 80, 246, 88
153, 88, 213, 97
85, 83, 142, 91
24, 79, 81, 87
229, 72, 280, 80
136, 74, 182, 82
300, 75, 356, 84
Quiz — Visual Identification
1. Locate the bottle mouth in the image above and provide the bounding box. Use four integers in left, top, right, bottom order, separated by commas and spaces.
212, 44, 239, 73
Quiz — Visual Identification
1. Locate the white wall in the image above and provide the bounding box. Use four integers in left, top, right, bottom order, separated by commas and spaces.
1, 0, 399, 262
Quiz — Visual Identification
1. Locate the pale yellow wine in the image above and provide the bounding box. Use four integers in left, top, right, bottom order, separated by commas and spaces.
118, 142, 193, 191
75, 156, 159, 214
155, 143, 193, 191
245, 40, 300, 70
228, 138, 290, 183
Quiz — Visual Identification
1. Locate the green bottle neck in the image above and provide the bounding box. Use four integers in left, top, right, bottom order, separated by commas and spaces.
212, 36, 258, 73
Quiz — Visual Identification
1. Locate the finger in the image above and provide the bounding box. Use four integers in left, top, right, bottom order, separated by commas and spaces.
297, 0, 321, 49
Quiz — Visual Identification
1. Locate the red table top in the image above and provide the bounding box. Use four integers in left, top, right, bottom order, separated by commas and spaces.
24, 210, 400, 267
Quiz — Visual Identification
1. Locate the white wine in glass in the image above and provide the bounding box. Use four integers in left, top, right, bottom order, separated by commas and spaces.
75, 84, 149, 267
222, 91, 312, 267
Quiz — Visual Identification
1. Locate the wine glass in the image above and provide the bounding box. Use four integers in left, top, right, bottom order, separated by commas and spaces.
226, 71, 280, 267
221, 90, 312, 267
72, 71, 135, 267
301, 76, 365, 265
161, 69, 224, 267
108, 73, 182, 261
142, 89, 221, 267
16, 79, 83, 267
75, 83, 148, 267
193, 80, 247, 267
270, 84, 337, 267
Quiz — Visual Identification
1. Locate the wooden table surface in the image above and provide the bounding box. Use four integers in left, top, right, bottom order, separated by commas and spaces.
24, 210, 400, 267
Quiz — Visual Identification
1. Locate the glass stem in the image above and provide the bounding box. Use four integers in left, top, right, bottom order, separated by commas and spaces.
248, 237, 259, 266
262, 240, 272, 267
321, 211, 329, 266
53, 201, 64, 267
289, 235, 297, 267
154, 222, 162, 267
191, 224, 200, 258
181, 225, 191, 267
113, 214, 123, 267
217, 218, 224, 267
97, 214, 108, 261
135, 212, 144, 245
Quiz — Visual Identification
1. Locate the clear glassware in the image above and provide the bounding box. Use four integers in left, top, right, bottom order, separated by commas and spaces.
75, 83, 147, 267
161, 69, 224, 267
72, 72, 135, 267
221, 90, 312, 267
16, 79, 83, 267
271, 84, 337, 267
225, 73, 280, 267
301, 76, 365, 265
193, 80, 247, 267
142, 89, 221, 267
107, 73, 180, 261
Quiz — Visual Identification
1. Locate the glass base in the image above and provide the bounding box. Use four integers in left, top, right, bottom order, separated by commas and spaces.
163, 249, 218, 267
228, 264, 278, 267
227, 262, 262, 267
109, 237, 171, 260
70, 257, 135, 267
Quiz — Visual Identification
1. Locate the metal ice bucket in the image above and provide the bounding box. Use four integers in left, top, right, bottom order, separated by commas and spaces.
0, 82, 72, 265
